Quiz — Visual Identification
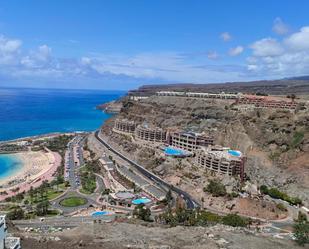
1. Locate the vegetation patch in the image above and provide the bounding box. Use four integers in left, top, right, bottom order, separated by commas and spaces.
157, 208, 249, 228
59, 196, 87, 207
80, 171, 96, 194
260, 185, 302, 205
204, 179, 227, 197
290, 131, 304, 149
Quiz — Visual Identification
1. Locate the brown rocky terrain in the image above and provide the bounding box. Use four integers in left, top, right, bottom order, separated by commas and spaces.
17, 221, 302, 249
101, 95, 309, 206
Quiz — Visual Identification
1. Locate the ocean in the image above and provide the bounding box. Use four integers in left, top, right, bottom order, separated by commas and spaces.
0, 87, 124, 180
0, 87, 124, 141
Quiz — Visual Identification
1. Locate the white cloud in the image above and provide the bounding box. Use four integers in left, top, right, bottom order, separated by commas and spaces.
207, 51, 219, 59
250, 38, 284, 57
272, 18, 289, 35
229, 46, 244, 56
0, 36, 22, 53
220, 32, 232, 42
246, 26, 309, 78
21, 45, 52, 68
284, 26, 309, 50
36, 45, 51, 61
0, 35, 22, 65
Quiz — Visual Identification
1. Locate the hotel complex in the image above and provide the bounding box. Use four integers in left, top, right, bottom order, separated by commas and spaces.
112, 117, 245, 179
113, 119, 137, 134
135, 124, 167, 143
0, 216, 21, 249
157, 91, 241, 99
156, 91, 299, 110
236, 96, 297, 110
169, 131, 214, 152
195, 146, 245, 180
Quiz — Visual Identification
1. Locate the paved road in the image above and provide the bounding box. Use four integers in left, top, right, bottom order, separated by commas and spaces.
65, 135, 85, 189
94, 130, 200, 209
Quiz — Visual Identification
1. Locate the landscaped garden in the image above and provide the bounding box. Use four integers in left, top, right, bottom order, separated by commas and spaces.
59, 196, 87, 207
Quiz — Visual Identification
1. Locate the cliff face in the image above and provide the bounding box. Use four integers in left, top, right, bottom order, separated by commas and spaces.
102, 95, 309, 204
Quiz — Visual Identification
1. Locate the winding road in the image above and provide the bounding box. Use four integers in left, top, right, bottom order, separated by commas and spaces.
94, 130, 200, 209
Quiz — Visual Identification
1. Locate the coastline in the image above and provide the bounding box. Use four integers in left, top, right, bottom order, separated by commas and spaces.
0, 131, 88, 145
0, 149, 61, 201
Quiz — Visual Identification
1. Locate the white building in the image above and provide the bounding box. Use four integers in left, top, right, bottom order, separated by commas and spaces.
0, 215, 21, 249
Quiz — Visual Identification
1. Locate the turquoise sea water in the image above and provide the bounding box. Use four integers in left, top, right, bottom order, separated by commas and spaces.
0, 87, 124, 141
0, 154, 23, 180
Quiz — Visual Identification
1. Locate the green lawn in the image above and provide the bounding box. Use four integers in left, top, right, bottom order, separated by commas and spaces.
59, 196, 87, 207
46, 189, 64, 200
79, 188, 92, 195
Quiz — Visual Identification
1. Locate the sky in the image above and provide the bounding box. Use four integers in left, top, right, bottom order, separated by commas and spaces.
0, 0, 309, 90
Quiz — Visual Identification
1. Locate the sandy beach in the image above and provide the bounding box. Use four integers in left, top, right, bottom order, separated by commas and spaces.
0, 149, 61, 200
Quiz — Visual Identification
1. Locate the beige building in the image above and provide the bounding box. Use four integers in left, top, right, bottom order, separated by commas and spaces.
169, 131, 214, 152
195, 146, 245, 180
135, 124, 167, 143
113, 119, 136, 134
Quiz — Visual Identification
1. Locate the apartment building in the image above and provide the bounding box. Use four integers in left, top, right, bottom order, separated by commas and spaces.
135, 124, 167, 143
169, 131, 214, 152
195, 146, 245, 180
157, 91, 241, 99
237, 96, 297, 110
113, 119, 137, 134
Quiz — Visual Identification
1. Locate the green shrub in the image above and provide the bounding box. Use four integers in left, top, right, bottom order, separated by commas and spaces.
260, 185, 302, 205
204, 180, 227, 197
276, 203, 287, 212
293, 221, 309, 246
222, 214, 249, 227
290, 131, 304, 149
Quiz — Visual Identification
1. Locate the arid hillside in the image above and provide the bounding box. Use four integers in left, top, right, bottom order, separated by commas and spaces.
103, 95, 309, 205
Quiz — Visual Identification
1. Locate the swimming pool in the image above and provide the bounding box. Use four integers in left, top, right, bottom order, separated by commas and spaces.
132, 198, 152, 205
228, 150, 242, 157
164, 146, 188, 157
91, 211, 113, 216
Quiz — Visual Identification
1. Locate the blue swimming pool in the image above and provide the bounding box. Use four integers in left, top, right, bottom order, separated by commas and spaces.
228, 150, 242, 157
164, 146, 188, 156
132, 198, 152, 205
92, 211, 113, 216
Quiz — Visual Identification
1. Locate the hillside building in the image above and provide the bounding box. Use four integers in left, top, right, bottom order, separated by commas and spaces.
157, 91, 241, 99
195, 146, 245, 180
168, 131, 214, 152
113, 119, 137, 134
135, 124, 167, 143
236, 96, 297, 110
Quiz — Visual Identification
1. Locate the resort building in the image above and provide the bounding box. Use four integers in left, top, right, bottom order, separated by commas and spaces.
108, 191, 136, 207
113, 119, 137, 134
129, 96, 149, 101
236, 96, 297, 110
157, 91, 241, 99
0, 215, 21, 249
135, 124, 167, 143
169, 131, 214, 152
195, 146, 245, 180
